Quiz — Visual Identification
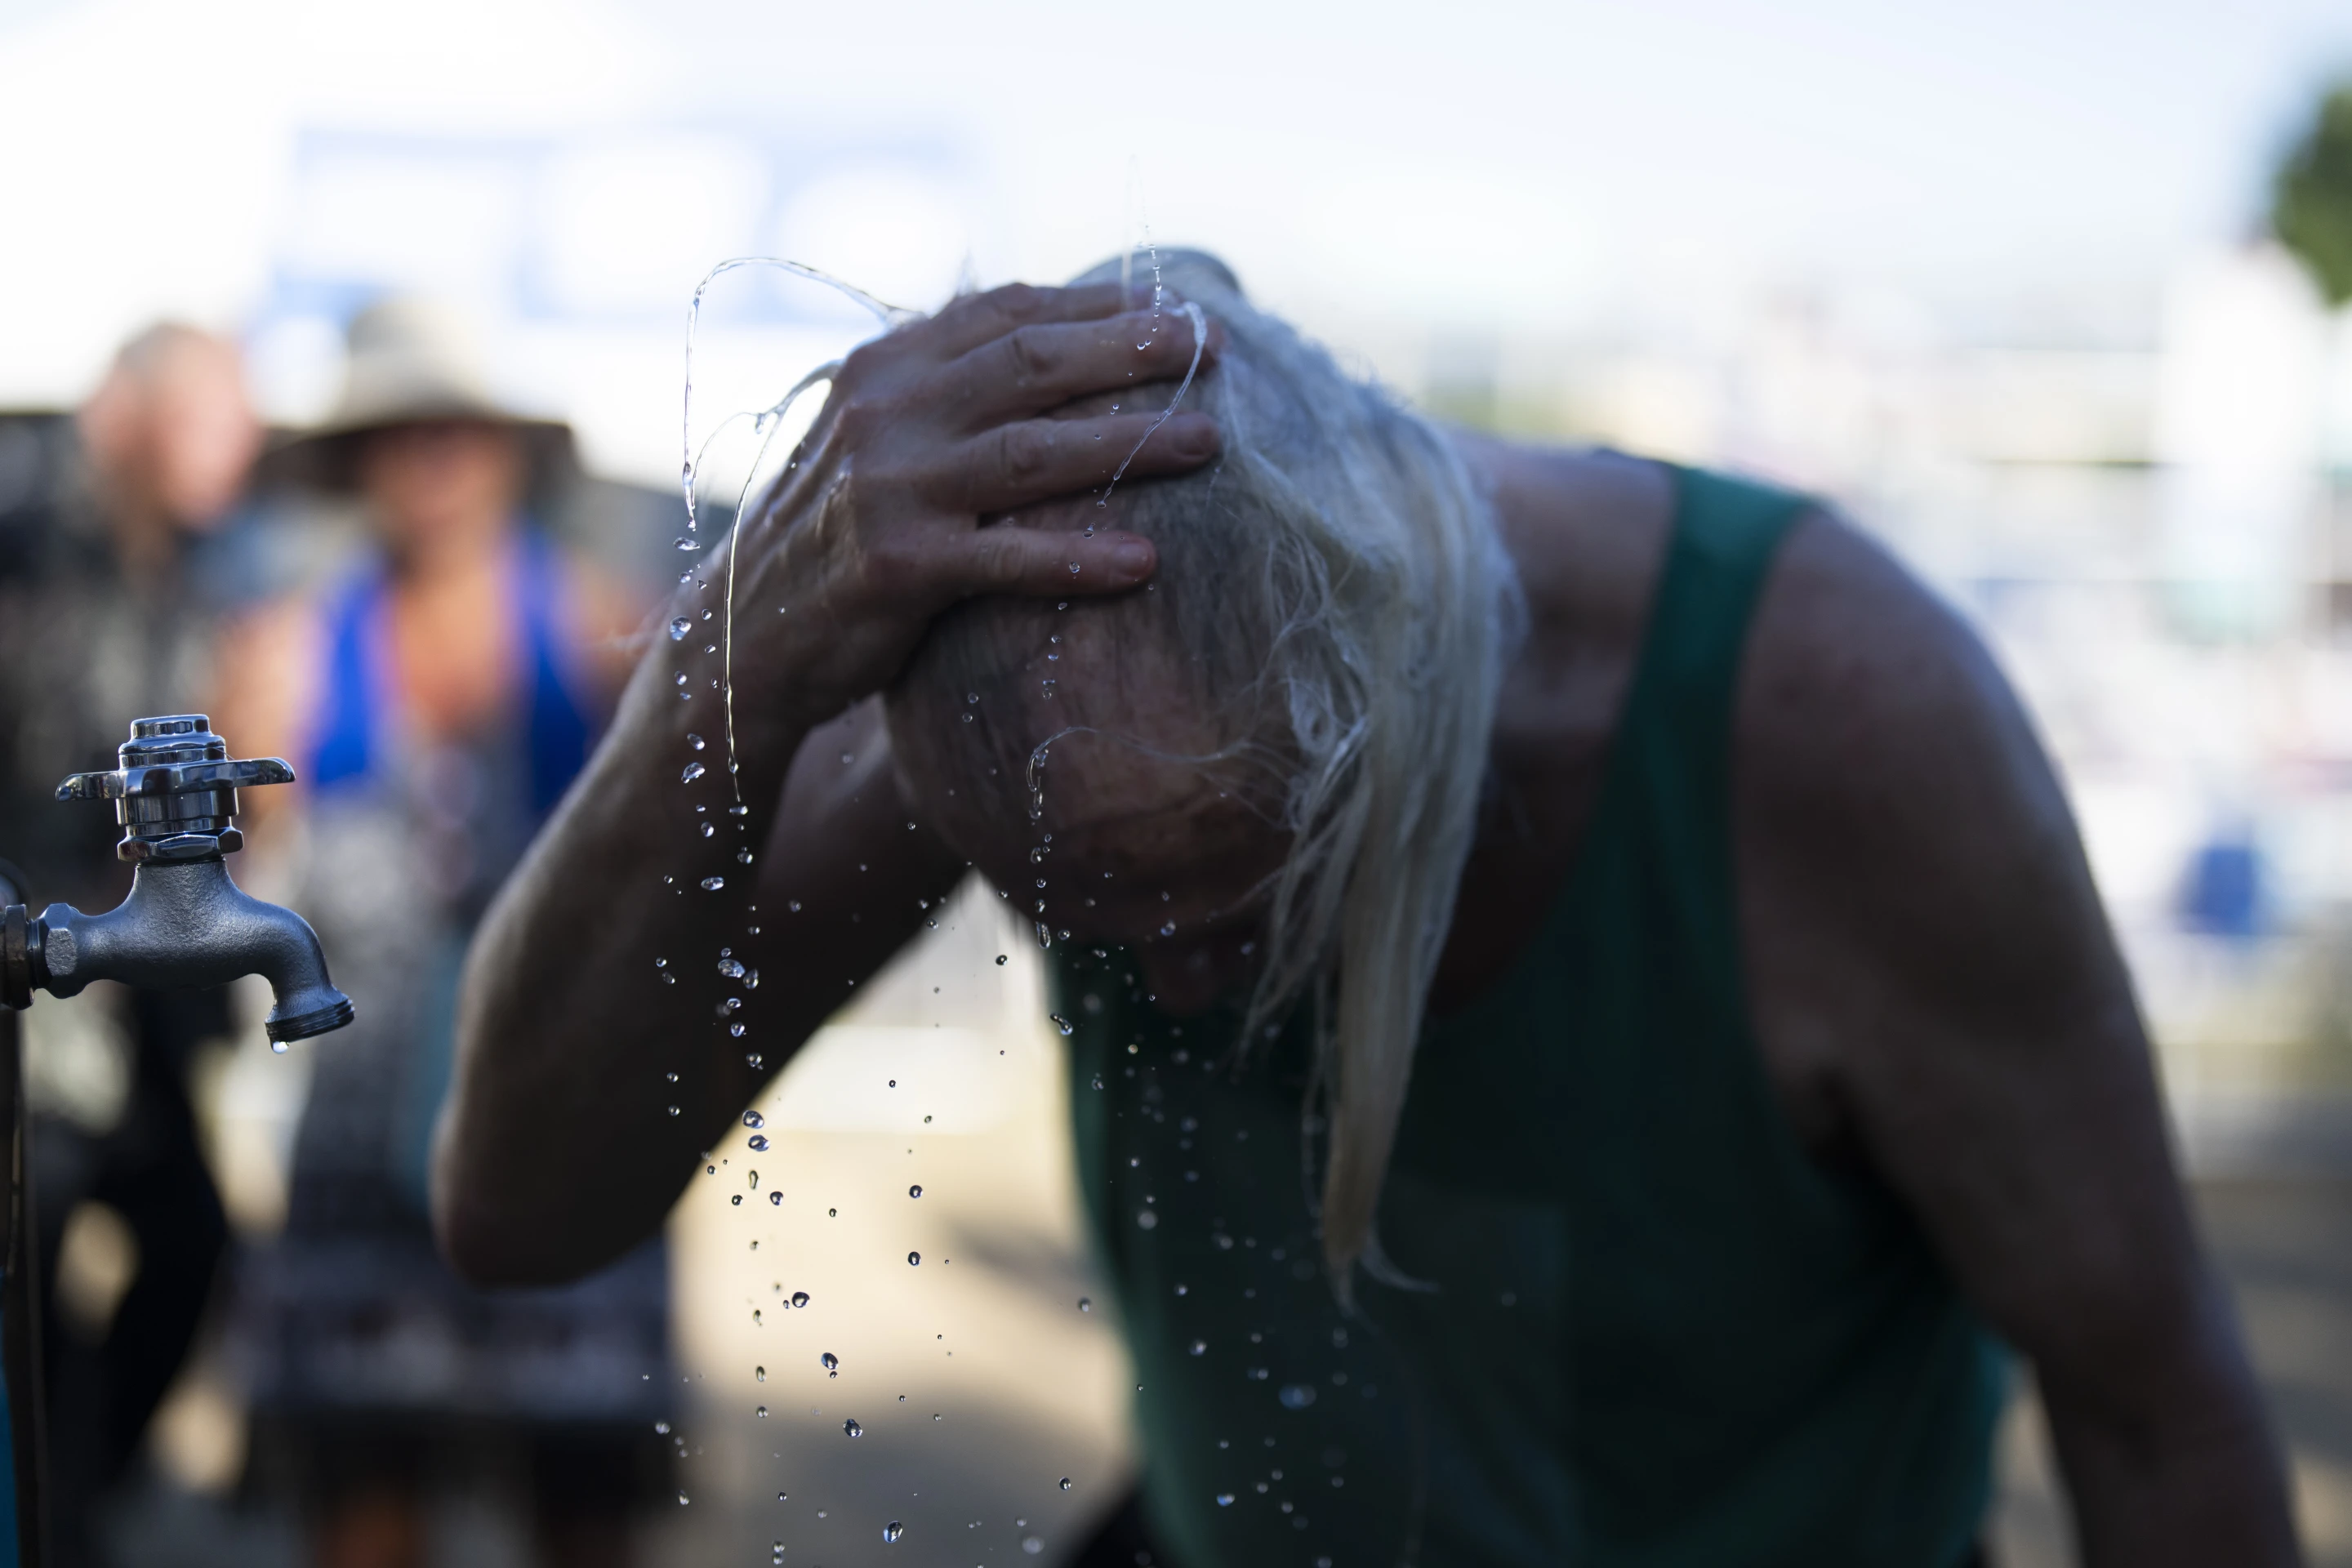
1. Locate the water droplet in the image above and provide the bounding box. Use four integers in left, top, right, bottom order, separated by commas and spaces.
702, 875, 725, 890
1077, 1297, 1092, 1312
1023, 1538, 1044, 1555
679, 1491, 691, 1505
729, 803, 748, 816
844, 1419, 862, 1437
769, 1190, 783, 1205
883, 1521, 903, 1544
675, 672, 689, 687
1280, 1384, 1318, 1410
1049, 1013, 1074, 1037
743, 1109, 764, 1128
1190, 1339, 1207, 1356
822, 1352, 840, 1374
720, 957, 747, 980
907, 1251, 921, 1266
1216, 1494, 1235, 1508
996, 954, 1008, 966
1135, 1210, 1158, 1231
1159, 922, 1175, 937
792, 1291, 811, 1308
755, 1365, 766, 1381
737, 848, 755, 864
1059, 1477, 1073, 1491
749, 1134, 769, 1151
755, 1405, 768, 1418
731, 1022, 747, 1036
700, 822, 715, 838
666, 1105, 681, 1116
676, 537, 702, 552
670, 617, 692, 640
688, 733, 706, 751
908, 1184, 922, 1199
682, 760, 706, 782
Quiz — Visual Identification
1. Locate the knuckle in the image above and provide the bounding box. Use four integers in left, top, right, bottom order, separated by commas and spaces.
970, 532, 1027, 586
1004, 325, 1060, 383
831, 390, 885, 443
996, 423, 1052, 482
836, 341, 889, 392
990, 283, 1045, 323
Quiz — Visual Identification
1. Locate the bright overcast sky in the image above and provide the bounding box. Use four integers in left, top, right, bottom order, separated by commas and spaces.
2, 0, 2349, 408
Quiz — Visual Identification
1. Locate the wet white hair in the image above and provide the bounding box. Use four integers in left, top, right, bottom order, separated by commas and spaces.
914, 252, 1519, 1286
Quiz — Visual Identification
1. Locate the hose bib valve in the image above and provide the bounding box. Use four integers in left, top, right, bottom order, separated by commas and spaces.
1, 715, 354, 1045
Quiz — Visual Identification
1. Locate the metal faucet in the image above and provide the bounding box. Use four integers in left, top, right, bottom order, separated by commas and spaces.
1, 715, 354, 1044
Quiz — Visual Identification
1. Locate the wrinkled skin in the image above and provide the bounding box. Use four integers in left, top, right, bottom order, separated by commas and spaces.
439, 285, 2301, 1568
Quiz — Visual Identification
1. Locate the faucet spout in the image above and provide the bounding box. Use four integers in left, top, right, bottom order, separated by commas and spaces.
0, 715, 354, 1043
29, 859, 353, 1044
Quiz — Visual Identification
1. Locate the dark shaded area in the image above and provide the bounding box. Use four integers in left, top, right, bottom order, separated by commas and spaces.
33, 986, 230, 1568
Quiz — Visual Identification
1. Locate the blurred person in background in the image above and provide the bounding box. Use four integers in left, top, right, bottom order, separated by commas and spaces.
440, 257, 2302, 1567
0, 323, 262, 1567
217, 296, 661, 1568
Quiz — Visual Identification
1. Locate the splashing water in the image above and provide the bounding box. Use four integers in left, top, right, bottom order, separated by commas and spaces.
1098, 300, 1208, 507
679, 260, 917, 841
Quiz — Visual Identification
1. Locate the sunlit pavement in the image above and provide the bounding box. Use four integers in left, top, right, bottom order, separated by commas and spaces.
644, 881, 1138, 1567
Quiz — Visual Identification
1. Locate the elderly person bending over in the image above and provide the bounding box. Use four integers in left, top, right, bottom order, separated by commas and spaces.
434, 254, 2298, 1567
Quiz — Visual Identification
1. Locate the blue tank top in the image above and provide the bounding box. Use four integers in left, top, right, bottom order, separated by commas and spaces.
307, 527, 592, 815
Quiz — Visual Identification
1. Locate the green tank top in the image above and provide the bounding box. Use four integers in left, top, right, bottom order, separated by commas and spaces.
1053, 467, 2005, 1567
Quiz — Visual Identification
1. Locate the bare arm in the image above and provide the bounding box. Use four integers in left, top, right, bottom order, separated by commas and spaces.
1739, 514, 2300, 1567
433, 283, 1221, 1284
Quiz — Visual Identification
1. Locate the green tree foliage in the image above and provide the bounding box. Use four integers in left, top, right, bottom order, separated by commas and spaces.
2274, 82, 2352, 308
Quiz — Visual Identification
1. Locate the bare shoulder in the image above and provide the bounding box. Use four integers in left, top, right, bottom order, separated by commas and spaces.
1738, 510, 2098, 985
1733, 508, 2128, 1142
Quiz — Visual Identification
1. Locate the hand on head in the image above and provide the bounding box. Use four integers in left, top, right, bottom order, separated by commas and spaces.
714, 282, 1222, 742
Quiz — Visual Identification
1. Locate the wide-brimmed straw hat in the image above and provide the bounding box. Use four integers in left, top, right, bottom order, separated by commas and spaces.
262, 295, 573, 492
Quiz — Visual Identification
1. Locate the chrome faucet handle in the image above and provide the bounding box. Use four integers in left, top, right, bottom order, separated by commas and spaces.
55, 715, 297, 863
7, 715, 353, 1042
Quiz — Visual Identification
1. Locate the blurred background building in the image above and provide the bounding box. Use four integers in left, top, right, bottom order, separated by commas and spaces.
8, 0, 2352, 1562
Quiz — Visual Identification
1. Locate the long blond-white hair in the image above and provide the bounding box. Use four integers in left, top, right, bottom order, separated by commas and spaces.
913, 252, 1517, 1285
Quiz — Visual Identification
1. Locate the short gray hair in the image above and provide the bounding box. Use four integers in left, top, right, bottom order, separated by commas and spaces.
905, 252, 1518, 1286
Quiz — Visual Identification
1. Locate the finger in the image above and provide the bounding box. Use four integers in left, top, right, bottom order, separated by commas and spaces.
920, 411, 1221, 514
926, 309, 1223, 428
940, 523, 1160, 600
912, 282, 1142, 362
